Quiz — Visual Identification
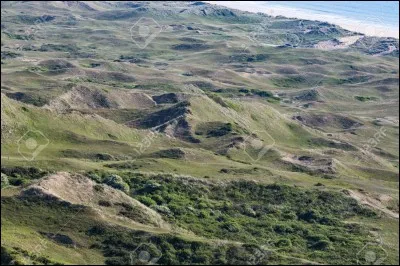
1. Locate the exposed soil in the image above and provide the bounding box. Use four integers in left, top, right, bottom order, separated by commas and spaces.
308, 138, 357, 151
46, 86, 156, 111
343, 189, 399, 219
38, 59, 76, 73
314, 36, 362, 50
84, 70, 136, 82
127, 101, 200, 143
281, 155, 337, 175
292, 89, 320, 101
152, 93, 181, 104
21, 172, 170, 228
293, 113, 363, 130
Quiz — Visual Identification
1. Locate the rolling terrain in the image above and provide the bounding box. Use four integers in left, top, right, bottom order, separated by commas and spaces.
1, 1, 399, 265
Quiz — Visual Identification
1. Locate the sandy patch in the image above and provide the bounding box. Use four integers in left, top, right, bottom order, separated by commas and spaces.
22, 172, 171, 229
344, 189, 399, 219
314, 35, 363, 50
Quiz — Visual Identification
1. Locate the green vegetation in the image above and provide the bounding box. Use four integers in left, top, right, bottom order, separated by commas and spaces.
2, 169, 393, 264
1, 1, 398, 265
113, 172, 378, 264
1, 166, 49, 186
354, 95, 378, 102
0, 193, 283, 265
92, 173, 130, 193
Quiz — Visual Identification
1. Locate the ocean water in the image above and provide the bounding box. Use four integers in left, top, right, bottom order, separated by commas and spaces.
208, 1, 399, 38
266, 1, 399, 28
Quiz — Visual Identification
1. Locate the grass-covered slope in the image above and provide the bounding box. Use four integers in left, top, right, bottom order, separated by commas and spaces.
1, 1, 399, 265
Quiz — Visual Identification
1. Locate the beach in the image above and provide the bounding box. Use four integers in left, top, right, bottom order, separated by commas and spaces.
206, 1, 399, 38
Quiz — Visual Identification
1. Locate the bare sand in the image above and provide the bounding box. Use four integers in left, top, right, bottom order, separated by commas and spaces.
314, 35, 364, 50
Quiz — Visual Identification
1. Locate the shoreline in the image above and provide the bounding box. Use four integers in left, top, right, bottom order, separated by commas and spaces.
206, 1, 399, 39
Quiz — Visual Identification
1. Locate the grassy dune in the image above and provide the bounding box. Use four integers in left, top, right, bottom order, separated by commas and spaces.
1, 1, 398, 265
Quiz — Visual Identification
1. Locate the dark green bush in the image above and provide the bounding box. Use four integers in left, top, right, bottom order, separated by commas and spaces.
103, 174, 129, 193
